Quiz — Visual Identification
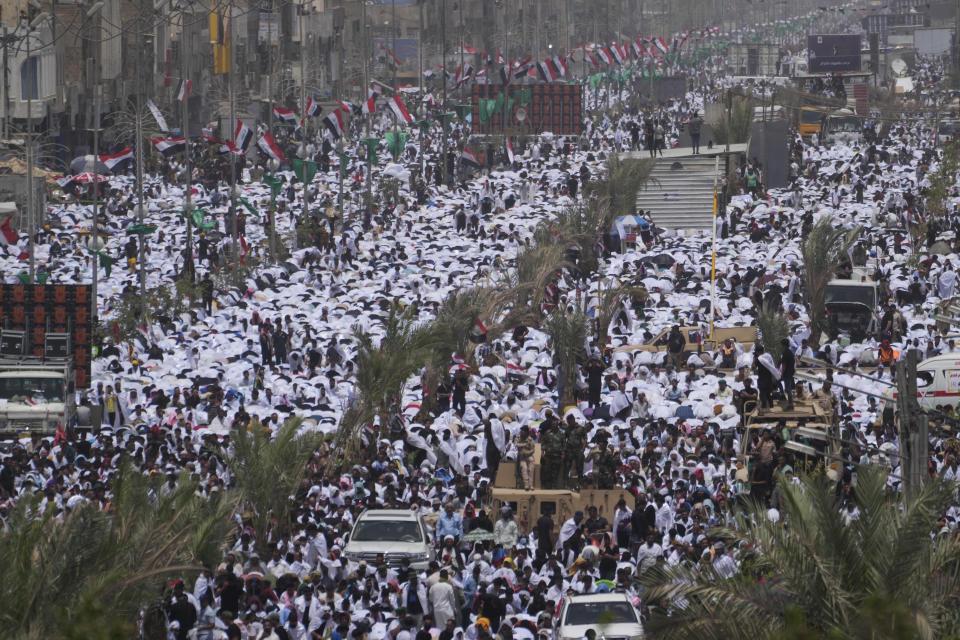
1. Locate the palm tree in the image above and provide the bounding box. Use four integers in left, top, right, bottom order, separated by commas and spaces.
218, 416, 322, 553
802, 218, 860, 348
713, 94, 755, 146
639, 470, 960, 640
0, 463, 235, 640
492, 242, 571, 328
591, 155, 656, 221
331, 304, 451, 467
756, 301, 789, 362
543, 308, 587, 406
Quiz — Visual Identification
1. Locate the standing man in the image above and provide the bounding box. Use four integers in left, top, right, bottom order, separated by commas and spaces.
514, 425, 536, 490
688, 112, 703, 155
779, 338, 795, 410
563, 414, 587, 490
539, 417, 563, 489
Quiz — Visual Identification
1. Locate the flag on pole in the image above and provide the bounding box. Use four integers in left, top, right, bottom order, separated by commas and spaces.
632, 40, 645, 58
146, 99, 169, 132
99, 147, 133, 170
537, 60, 557, 82
388, 94, 413, 124
597, 47, 613, 65
151, 136, 186, 154
505, 137, 515, 164
306, 97, 320, 117
513, 56, 533, 78
0, 214, 18, 246
234, 120, 253, 154
323, 108, 345, 139
611, 43, 626, 64
455, 63, 474, 88
257, 132, 285, 162
499, 65, 513, 85
272, 106, 297, 122
361, 93, 376, 114
587, 53, 600, 67
496, 48, 504, 64
176, 79, 192, 102
654, 37, 669, 54
461, 146, 480, 168
552, 56, 568, 77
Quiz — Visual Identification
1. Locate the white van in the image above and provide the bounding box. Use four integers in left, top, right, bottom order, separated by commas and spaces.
888, 353, 960, 410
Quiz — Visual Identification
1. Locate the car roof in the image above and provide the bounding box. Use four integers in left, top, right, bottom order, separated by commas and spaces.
565, 592, 632, 603
358, 509, 419, 520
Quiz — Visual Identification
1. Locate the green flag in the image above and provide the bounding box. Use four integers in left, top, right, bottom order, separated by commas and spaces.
515, 88, 532, 105
291, 158, 318, 184
238, 197, 259, 218
337, 151, 351, 178
412, 119, 431, 134
385, 131, 409, 160
454, 104, 472, 120
478, 98, 497, 123
189, 209, 217, 231
439, 112, 457, 126
589, 73, 603, 89
263, 173, 283, 195
360, 137, 380, 166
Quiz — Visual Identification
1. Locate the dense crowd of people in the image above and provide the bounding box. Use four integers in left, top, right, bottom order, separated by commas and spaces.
2, 4, 960, 639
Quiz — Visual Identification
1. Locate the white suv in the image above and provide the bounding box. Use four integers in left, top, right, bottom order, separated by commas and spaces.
343, 509, 434, 570
554, 592, 644, 640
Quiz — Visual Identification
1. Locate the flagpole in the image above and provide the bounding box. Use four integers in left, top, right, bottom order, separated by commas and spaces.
91, 56, 101, 319
362, 0, 372, 217
710, 154, 719, 340
440, 0, 448, 187
228, 0, 239, 267
299, 0, 311, 246
182, 21, 193, 282
135, 0, 147, 296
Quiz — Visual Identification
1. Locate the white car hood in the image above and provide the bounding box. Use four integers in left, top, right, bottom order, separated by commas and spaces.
559, 622, 643, 639
344, 540, 426, 555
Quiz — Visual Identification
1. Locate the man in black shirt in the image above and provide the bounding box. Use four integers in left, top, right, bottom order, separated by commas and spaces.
583, 505, 608, 536
535, 511, 554, 560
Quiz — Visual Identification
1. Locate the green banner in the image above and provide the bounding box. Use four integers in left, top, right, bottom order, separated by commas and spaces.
385, 131, 409, 160
336, 151, 351, 178
291, 158, 318, 184
263, 173, 283, 196
454, 104, 472, 120
515, 88, 532, 106
360, 137, 380, 166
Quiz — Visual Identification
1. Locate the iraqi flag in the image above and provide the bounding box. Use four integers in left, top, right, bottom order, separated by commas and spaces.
537, 60, 557, 82
513, 56, 534, 78
597, 47, 613, 65
361, 93, 376, 114
552, 55, 568, 77
234, 120, 253, 154
461, 146, 480, 168
339, 100, 358, 114
587, 52, 600, 67
496, 47, 505, 64
632, 40, 645, 59
455, 63, 474, 88
611, 43, 627, 65
505, 137, 515, 164
99, 147, 133, 170
0, 214, 25, 259
257, 132, 286, 163
151, 136, 186, 154
306, 97, 320, 117
176, 79, 192, 102
499, 65, 513, 85
653, 37, 669, 54
323, 108, 345, 139
272, 106, 297, 122
388, 94, 413, 125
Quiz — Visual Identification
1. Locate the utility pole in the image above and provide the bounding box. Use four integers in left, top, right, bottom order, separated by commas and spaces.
135, 0, 147, 296
440, 0, 448, 186
361, 0, 373, 217
181, 13, 193, 282
299, 0, 311, 234
228, 0, 238, 265
26, 21, 34, 280
90, 49, 102, 320
897, 349, 928, 502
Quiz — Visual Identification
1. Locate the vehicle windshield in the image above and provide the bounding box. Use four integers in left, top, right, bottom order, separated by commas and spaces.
351, 520, 423, 543
801, 110, 823, 124
0, 377, 64, 403
825, 284, 876, 307
827, 116, 862, 133
564, 602, 639, 626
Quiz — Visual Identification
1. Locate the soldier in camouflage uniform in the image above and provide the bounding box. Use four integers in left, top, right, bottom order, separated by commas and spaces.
540, 416, 564, 489
562, 414, 587, 490
515, 425, 537, 490
592, 434, 618, 489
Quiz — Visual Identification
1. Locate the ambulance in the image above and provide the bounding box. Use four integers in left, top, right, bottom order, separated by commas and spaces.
888, 353, 960, 410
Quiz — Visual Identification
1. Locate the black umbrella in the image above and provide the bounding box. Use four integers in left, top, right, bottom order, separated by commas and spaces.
70, 155, 110, 174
